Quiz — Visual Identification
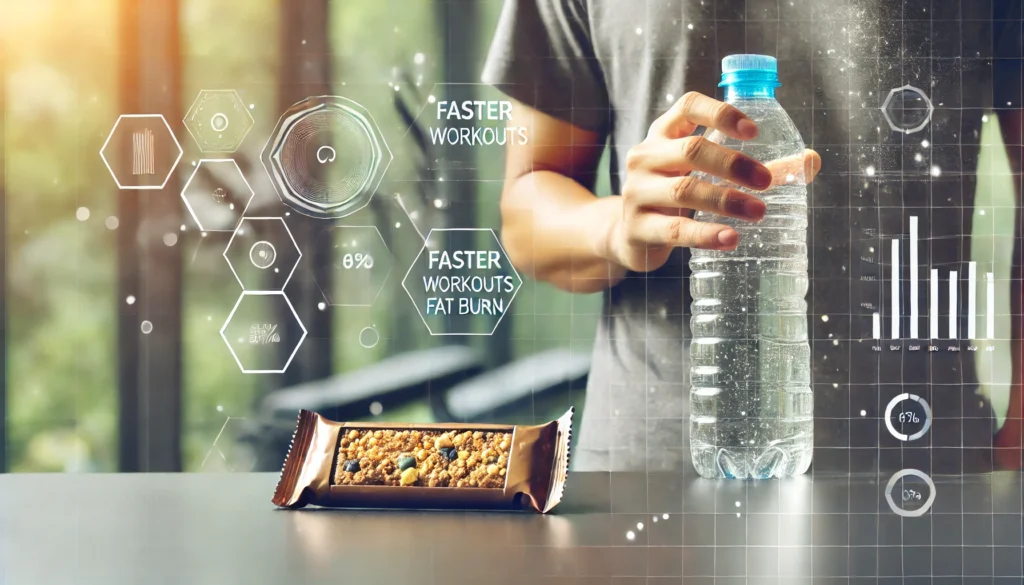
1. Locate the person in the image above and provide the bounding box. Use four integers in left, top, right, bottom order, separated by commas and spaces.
482, 0, 1024, 474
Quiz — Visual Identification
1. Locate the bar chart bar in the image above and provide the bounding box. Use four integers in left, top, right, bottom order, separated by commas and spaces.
891, 239, 900, 339
872, 312, 881, 339
967, 262, 977, 339
948, 271, 958, 339
987, 272, 995, 339
910, 217, 919, 338
930, 269, 939, 339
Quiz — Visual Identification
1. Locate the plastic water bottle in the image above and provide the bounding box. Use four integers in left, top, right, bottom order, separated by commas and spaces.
688, 55, 813, 479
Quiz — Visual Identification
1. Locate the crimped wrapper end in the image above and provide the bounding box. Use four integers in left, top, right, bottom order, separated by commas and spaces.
542, 406, 573, 513
272, 409, 318, 508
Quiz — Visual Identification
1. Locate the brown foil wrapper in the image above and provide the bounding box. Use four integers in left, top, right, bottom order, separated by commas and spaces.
272, 408, 573, 513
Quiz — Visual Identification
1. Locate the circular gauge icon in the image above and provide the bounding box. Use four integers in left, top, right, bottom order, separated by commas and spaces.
262, 96, 392, 219
884, 393, 932, 441
885, 469, 936, 517
249, 241, 277, 270
211, 112, 230, 133
881, 85, 934, 135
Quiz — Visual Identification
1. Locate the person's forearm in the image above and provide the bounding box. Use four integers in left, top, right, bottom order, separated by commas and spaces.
500, 170, 626, 293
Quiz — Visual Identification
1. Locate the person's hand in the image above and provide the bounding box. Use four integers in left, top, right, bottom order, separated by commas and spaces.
607, 91, 821, 273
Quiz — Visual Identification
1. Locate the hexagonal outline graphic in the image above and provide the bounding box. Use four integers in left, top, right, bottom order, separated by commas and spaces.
316, 225, 394, 307
881, 84, 934, 135
180, 159, 255, 232
223, 217, 302, 291
220, 290, 307, 375
260, 95, 394, 219
401, 228, 523, 336
99, 114, 183, 190
183, 89, 255, 153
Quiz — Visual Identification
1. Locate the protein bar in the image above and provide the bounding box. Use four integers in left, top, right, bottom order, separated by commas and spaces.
272, 408, 573, 513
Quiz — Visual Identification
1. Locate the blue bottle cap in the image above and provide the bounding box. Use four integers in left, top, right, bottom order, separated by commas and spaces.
719, 54, 780, 89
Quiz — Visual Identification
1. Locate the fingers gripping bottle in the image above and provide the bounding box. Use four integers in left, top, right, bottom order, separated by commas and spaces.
689, 55, 812, 479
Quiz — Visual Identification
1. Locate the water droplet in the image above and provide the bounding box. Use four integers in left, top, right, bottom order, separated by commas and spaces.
930, 166, 941, 177
821, 315, 830, 322
921, 139, 930, 148
626, 530, 636, 541
860, 410, 867, 416
914, 153, 922, 162
636, 522, 644, 530
318, 302, 326, 311
635, 27, 643, 35
734, 501, 741, 507
217, 405, 224, 413
864, 166, 876, 177
414, 52, 425, 64
126, 295, 136, 305
662, 513, 669, 520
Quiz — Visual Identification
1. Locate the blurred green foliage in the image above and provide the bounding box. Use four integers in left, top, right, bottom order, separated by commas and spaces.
4, 0, 599, 472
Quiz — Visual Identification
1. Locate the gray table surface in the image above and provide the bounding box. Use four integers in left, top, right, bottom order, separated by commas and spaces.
2, 471, 1023, 585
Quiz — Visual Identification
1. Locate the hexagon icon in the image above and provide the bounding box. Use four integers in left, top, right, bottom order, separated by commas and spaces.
881, 85, 934, 134
100, 114, 183, 190
314, 225, 393, 306
181, 159, 255, 232
402, 228, 522, 336
220, 291, 307, 374
224, 217, 301, 291
184, 90, 254, 153
261, 95, 393, 219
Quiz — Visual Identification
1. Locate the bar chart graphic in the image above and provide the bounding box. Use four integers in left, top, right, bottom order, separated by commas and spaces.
132, 128, 156, 176
870, 215, 994, 341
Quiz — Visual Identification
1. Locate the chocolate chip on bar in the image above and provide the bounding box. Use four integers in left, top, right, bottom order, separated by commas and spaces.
334, 429, 511, 489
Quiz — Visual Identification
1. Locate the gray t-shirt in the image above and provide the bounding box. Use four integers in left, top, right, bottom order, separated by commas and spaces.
484, 0, 1021, 474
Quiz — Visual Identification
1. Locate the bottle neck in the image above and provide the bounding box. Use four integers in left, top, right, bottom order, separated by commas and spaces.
724, 85, 776, 101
